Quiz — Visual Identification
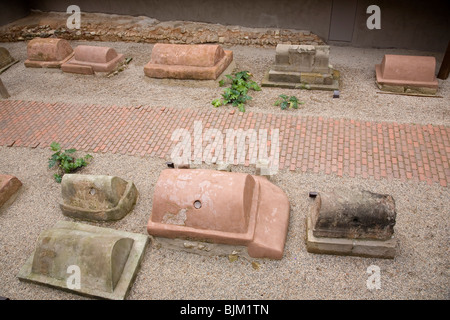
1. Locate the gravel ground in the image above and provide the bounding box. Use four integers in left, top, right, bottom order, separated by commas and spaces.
0, 41, 449, 125
0, 40, 449, 300
0, 147, 448, 300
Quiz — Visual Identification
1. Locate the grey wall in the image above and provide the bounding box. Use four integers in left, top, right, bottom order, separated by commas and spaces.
0, 0, 29, 26
350, 0, 450, 52
27, 0, 333, 39
2, 0, 449, 52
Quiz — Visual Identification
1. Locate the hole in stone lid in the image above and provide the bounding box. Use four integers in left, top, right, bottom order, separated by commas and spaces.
193, 200, 202, 209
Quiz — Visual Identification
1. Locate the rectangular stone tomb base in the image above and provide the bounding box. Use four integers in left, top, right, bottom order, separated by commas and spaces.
61, 45, 125, 75
305, 214, 396, 259
17, 221, 149, 300
24, 38, 74, 68
375, 54, 439, 95
144, 44, 234, 80
261, 70, 340, 91
261, 44, 340, 91
153, 236, 254, 260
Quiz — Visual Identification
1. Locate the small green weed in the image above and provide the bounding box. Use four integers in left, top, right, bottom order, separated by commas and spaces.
48, 142, 93, 183
212, 71, 261, 112
274, 94, 304, 110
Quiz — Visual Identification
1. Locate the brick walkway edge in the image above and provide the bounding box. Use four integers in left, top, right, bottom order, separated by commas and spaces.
0, 100, 449, 186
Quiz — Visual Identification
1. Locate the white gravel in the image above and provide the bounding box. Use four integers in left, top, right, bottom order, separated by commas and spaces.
0, 41, 449, 125
0, 40, 449, 300
0, 147, 448, 300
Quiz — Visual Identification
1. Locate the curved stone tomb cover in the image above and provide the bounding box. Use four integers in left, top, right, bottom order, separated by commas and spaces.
0, 174, 22, 209
375, 54, 439, 94
60, 174, 138, 221
144, 44, 233, 80
17, 221, 149, 300
24, 38, 74, 68
147, 169, 290, 259
61, 45, 125, 74
0, 47, 19, 73
306, 188, 397, 259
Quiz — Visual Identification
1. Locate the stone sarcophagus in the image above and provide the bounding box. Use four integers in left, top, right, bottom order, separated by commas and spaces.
262, 44, 340, 90
24, 38, 74, 68
147, 169, 290, 260
17, 221, 148, 300
306, 189, 397, 259
375, 54, 439, 95
61, 45, 125, 75
144, 44, 233, 80
0, 174, 22, 210
0, 47, 18, 74
60, 174, 138, 221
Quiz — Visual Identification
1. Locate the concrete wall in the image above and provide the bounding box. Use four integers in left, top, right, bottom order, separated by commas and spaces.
2, 0, 448, 52
350, 0, 449, 52
0, 0, 29, 26
27, 0, 333, 39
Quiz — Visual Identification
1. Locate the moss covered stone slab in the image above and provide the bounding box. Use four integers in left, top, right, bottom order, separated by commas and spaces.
0, 47, 19, 74
17, 221, 149, 300
60, 174, 138, 221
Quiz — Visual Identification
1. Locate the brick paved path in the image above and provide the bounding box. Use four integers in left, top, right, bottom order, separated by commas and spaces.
1, 100, 449, 186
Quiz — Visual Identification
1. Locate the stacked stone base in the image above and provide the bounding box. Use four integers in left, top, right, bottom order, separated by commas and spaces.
262, 69, 340, 91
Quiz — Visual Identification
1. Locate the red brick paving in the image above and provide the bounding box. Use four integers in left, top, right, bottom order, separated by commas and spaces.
0, 100, 449, 187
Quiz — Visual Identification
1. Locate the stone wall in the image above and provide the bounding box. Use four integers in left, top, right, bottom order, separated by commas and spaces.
0, 12, 325, 47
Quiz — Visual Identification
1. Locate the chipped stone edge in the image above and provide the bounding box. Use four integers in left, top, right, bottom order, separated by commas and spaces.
17, 221, 149, 300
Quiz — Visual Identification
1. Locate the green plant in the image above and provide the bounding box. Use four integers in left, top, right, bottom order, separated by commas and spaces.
274, 94, 304, 110
48, 142, 93, 183
212, 70, 261, 112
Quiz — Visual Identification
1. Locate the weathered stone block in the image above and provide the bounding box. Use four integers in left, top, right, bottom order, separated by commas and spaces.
17, 221, 149, 300
60, 174, 138, 221
0, 47, 18, 74
305, 189, 397, 259
147, 169, 290, 259
306, 215, 396, 259
310, 189, 396, 240
0, 174, 22, 209
375, 54, 439, 94
24, 38, 74, 68
61, 45, 125, 74
144, 44, 233, 80
262, 44, 339, 90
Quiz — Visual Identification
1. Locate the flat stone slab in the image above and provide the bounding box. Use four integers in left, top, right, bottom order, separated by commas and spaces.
0, 174, 22, 210
18, 221, 149, 300
147, 169, 290, 259
376, 54, 439, 95
261, 70, 340, 91
0, 47, 19, 74
24, 37, 74, 68
61, 45, 125, 74
60, 174, 138, 221
306, 214, 397, 259
144, 44, 233, 80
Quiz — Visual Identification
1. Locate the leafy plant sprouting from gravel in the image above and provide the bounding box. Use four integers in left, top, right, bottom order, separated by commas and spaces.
211, 70, 261, 112
48, 142, 93, 183
274, 94, 304, 110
